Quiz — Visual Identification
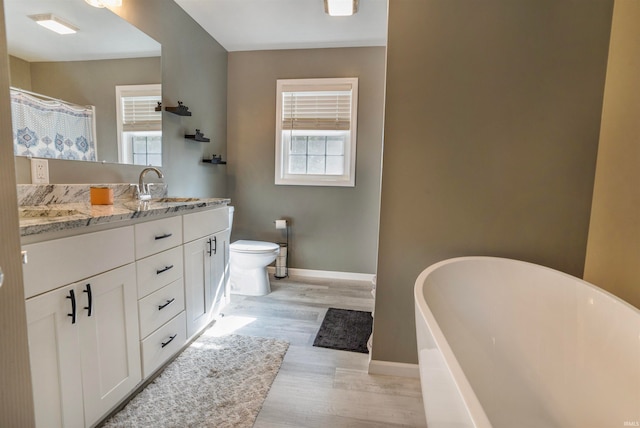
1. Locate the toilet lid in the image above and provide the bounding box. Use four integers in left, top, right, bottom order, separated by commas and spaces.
230, 240, 280, 254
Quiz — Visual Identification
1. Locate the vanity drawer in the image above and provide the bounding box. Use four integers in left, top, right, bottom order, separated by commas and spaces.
183, 207, 229, 243
22, 226, 134, 299
136, 246, 183, 298
141, 311, 186, 378
138, 278, 185, 339
134, 216, 182, 259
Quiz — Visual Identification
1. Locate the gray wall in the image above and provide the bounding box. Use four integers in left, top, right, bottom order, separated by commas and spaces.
0, 0, 35, 424
13, 0, 228, 199
227, 47, 385, 273
8, 55, 31, 89
372, 0, 613, 364
584, 0, 640, 309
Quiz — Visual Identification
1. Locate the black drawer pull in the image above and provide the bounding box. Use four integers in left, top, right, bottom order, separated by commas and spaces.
156, 264, 174, 275
154, 233, 173, 240
161, 334, 177, 348
158, 298, 175, 310
67, 289, 76, 324
83, 283, 93, 317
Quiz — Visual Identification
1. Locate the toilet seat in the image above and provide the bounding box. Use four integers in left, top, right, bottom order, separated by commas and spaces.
230, 240, 279, 254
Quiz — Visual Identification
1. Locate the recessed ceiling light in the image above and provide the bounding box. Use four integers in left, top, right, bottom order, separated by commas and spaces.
84, 0, 123, 8
29, 14, 78, 35
324, 0, 359, 16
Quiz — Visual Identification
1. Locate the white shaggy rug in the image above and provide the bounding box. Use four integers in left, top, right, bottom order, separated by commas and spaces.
102, 334, 289, 428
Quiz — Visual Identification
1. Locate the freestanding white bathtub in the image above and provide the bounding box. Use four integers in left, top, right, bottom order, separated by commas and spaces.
414, 256, 640, 428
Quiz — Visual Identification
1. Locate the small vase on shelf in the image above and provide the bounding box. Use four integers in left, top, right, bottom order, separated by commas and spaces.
165, 101, 192, 116
202, 154, 226, 164
185, 129, 210, 142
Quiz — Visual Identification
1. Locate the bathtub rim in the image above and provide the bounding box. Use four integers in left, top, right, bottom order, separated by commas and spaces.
414, 257, 492, 428
414, 255, 640, 428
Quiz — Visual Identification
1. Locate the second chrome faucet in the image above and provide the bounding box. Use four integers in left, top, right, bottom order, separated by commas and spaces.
136, 167, 164, 200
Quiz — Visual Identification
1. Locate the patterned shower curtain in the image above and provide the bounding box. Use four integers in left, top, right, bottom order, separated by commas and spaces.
10, 90, 97, 161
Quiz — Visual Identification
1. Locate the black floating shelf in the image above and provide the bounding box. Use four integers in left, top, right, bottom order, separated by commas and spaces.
202, 159, 227, 165
154, 102, 162, 112
165, 101, 192, 116
185, 129, 210, 142
202, 155, 226, 164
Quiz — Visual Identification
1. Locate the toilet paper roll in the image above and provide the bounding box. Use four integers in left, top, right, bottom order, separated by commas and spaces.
275, 219, 287, 229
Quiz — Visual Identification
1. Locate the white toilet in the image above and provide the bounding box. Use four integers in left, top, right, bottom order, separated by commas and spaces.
228, 207, 280, 296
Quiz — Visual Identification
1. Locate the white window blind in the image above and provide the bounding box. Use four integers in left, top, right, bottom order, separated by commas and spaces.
282, 90, 352, 131
121, 94, 161, 132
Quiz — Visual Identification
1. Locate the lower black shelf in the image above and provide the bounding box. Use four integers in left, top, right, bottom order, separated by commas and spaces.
185, 135, 210, 142
202, 159, 226, 164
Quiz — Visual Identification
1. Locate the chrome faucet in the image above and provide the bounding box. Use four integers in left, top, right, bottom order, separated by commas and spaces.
137, 167, 164, 200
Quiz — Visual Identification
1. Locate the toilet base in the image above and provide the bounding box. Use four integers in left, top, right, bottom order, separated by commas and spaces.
230, 264, 271, 296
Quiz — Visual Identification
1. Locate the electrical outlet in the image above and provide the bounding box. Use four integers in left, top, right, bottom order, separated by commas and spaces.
30, 158, 49, 184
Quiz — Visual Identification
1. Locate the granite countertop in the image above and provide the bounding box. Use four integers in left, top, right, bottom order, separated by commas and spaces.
17, 184, 230, 238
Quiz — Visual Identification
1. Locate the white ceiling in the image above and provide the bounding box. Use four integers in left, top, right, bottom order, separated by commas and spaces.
5, 0, 160, 62
173, 0, 388, 52
4, 0, 387, 63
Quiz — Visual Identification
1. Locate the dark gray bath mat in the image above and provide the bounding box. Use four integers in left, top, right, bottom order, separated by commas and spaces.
313, 308, 372, 353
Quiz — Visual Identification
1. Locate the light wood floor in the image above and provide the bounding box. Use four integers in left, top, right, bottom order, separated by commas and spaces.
205, 275, 427, 428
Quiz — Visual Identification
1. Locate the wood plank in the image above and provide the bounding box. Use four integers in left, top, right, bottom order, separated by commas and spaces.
332, 368, 423, 399
207, 274, 427, 427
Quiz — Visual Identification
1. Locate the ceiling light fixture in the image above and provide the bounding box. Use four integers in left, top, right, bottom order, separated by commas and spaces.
29, 14, 78, 35
84, 0, 123, 8
324, 0, 359, 16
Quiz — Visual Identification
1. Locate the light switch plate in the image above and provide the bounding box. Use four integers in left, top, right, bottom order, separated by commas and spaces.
31, 158, 49, 184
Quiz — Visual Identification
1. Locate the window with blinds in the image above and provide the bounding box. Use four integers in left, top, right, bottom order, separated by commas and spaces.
115, 84, 162, 166
275, 78, 358, 187
121, 95, 161, 132
282, 90, 352, 131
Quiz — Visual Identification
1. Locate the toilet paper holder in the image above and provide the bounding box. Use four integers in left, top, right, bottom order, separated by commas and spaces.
274, 219, 289, 279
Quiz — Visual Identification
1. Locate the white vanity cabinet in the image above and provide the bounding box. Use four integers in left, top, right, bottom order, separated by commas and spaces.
23, 227, 141, 428
21, 203, 230, 427
134, 216, 187, 378
183, 208, 230, 339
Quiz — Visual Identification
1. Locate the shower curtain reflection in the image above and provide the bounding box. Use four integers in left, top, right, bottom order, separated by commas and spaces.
10, 88, 97, 161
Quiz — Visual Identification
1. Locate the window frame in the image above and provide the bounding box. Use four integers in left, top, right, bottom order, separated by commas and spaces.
275, 77, 358, 187
115, 84, 162, 165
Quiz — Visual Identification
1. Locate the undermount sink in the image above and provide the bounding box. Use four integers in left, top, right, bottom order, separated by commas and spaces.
19, 208, 81, 219
152, 197, 201, 203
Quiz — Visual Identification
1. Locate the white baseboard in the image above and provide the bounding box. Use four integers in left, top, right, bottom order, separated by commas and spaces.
267, 266, 375, 282
368, 359, 420, 378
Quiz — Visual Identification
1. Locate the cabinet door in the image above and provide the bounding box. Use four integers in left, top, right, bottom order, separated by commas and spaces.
26, 284, 84, 428
210, 229, 229, 318
184, 236, 213, 339
79, 264, 141, 428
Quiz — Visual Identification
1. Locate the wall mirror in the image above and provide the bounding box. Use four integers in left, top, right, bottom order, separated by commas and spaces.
5, 0, 162, 165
